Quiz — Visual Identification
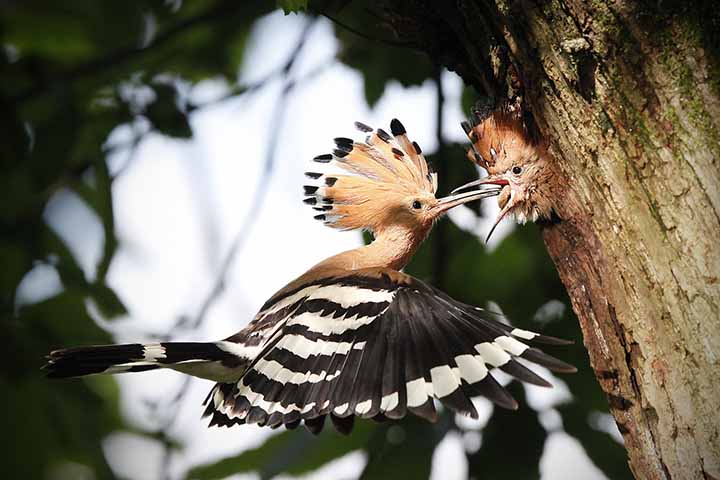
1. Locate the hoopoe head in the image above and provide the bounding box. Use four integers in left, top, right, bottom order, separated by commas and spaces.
304, 119, 502, 238
455, 100, 556, 240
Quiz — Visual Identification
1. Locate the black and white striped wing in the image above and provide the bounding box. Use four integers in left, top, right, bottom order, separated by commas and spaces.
203, 271, 573, 434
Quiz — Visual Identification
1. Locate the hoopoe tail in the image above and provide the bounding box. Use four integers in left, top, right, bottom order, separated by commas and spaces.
44, 341, 251, 382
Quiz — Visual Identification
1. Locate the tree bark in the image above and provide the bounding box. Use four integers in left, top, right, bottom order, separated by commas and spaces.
369, 1, 720, 478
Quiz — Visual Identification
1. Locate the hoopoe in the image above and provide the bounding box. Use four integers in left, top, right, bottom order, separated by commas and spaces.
45, 119, 574, 435
456, 99, 559, 241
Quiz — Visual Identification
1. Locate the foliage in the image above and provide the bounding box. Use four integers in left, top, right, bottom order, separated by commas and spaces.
1, 1, 630, 479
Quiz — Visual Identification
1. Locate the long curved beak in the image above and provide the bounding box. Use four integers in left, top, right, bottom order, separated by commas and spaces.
451, 176, 509, 194
484, 197, 516, 243
435, 186, 503, 214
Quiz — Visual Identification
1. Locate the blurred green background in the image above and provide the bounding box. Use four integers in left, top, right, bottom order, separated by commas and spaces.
1, 1, 630, 479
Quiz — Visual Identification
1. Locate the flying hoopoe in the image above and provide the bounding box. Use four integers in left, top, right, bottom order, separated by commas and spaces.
456, 99, 559, 241
45, 119, 574, 435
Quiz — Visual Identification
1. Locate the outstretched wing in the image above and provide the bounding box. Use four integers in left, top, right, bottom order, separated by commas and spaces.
203, 269, 573, 434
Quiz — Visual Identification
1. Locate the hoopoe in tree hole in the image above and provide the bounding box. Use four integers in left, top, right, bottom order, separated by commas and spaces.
45, 118, 574, 435
456, 99, 559, 241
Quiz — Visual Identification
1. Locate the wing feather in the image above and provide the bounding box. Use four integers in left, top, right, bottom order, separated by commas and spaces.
203, 270, 573, 433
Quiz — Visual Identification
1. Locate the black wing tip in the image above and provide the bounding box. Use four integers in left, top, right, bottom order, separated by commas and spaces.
522, 348, 577, 374
500, 361, 554, 388
534, 378, 554, 388
560, 364, 579, 374
330, 414, 355, 435
485, 385, 519, 410
409, 400, 438, 423
390, 118, 406, 136
304, 415, 327, 435
492, 390, 519, 410
455, 403, 480, 419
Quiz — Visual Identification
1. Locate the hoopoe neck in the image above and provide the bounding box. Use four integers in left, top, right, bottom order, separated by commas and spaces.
267, 225, 430, 303
315, 224, 430, 273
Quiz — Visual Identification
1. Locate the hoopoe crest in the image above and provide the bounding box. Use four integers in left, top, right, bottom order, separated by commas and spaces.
304, 119, 485, 238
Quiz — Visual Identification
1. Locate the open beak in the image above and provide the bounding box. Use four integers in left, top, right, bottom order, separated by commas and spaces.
435, 186, 503, 214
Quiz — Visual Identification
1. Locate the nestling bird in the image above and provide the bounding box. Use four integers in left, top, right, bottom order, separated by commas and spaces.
45, 119, 574, 435
455, 99, 559, 241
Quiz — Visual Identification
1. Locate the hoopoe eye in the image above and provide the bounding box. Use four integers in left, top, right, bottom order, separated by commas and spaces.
512, 166, 523, 175
412, 200, 422, 210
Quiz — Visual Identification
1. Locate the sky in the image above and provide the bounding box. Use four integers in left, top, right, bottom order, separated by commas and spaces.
22, 10, 617, 480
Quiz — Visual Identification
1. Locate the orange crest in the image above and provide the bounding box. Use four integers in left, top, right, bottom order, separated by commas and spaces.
461, 99, 538, 176
303, 120, 438, 233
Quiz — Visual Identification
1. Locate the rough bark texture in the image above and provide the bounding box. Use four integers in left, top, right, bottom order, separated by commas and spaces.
372, 1, 720, 478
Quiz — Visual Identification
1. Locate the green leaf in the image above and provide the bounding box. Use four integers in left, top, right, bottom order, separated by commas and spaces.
278, 0, 309, 14
145, 83, 192, 138
88, 282, 128, 319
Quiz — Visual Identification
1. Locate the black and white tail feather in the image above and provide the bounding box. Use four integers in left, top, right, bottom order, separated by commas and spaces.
45, 341, 254, 382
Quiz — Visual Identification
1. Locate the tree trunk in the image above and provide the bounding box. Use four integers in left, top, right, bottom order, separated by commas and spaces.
370, 1, 720, 478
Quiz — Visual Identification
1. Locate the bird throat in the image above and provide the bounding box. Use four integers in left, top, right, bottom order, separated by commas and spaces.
315, 224, 430, 274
